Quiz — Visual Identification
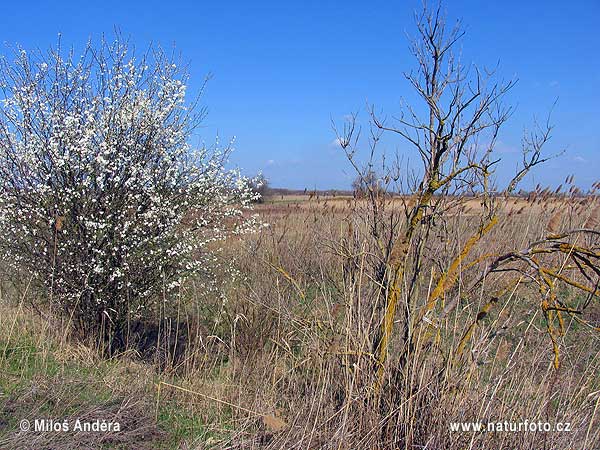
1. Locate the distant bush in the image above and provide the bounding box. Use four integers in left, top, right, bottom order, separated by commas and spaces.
351, 169, 384, 198
248, 174, 270, 203
0, 37, 259, 343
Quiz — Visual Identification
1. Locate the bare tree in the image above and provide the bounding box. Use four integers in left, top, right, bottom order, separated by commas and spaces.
334, 1, 599, 404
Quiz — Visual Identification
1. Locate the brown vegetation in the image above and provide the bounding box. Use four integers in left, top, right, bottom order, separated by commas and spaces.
1, 191, 599, 448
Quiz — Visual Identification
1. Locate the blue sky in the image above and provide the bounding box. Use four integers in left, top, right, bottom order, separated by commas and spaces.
2, 1, 598, 190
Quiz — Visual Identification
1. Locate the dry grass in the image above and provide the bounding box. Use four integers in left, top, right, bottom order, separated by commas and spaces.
1, 193, 599, 449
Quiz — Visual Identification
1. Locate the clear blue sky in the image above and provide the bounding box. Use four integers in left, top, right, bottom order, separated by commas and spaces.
2, 1, 598, 190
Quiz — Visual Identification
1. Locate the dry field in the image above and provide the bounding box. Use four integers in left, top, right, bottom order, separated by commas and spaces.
1, 193, 599, 449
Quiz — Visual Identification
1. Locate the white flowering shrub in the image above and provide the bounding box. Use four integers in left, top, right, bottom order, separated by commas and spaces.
0, 38, 260, 341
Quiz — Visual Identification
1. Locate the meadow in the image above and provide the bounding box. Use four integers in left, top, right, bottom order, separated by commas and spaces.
1, 191, 598, 449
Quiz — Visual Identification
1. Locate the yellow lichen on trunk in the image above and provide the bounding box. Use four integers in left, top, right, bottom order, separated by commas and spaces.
420, 216, 498, 323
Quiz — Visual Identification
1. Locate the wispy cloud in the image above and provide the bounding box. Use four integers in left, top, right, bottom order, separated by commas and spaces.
329, 137, 343, 148
495, 140, 519, 154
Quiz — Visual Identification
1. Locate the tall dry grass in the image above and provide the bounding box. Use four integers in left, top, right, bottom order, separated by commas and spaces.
169, 193, 600, 448
1, 193, 599, 449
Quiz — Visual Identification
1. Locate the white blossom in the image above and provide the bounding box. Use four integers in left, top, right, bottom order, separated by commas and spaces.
0, 37, 261, 336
